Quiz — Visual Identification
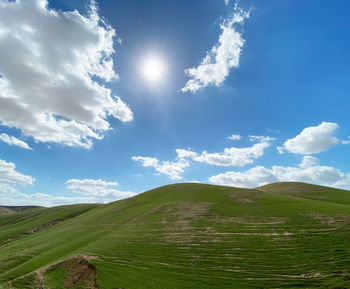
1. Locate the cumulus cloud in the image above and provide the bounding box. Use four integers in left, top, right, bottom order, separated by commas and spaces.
0, 0, 132, 149
209, 156, 350, 190
176, 136, 273, 167
0, 159, 34, 186
0, 158, 39, 205
182, 5, 250, 92
210, 166, 278, 188
65, 178, 136, 203
278, 122, 339, 154
0, 133, 32, 150
228, 134, 241, 141
175, 149, 198, 159
132, 156, 189, 180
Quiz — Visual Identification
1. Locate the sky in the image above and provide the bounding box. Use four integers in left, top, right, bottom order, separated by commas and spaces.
0, 0, 350, 206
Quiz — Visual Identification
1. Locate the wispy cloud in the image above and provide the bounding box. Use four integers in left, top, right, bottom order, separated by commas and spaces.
342, 137, 350, 145
0, 133, 32, 150
228, 134, 241, 141
176, 136, 273, 167
182, 4, 250, 93
0, 0, 132, 149
132, 156, 189, 180
133, 135, 273, 180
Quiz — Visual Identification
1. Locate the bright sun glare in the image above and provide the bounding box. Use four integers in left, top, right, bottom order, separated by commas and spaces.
141, 57, 165, 82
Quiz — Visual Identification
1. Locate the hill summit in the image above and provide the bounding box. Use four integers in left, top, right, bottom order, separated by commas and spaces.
0, 182, 350, 288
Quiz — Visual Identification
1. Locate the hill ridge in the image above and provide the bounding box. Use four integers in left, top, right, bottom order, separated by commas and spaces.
0, 182, 350, 288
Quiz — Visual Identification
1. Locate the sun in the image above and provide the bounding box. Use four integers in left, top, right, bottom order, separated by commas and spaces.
141, 57, 165, 82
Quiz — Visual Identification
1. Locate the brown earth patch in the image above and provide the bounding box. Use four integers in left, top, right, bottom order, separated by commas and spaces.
63, 256, 98, 288
36, 254, 99, 288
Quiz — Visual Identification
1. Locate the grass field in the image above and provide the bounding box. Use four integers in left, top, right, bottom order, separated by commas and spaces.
0, 182, 350, 288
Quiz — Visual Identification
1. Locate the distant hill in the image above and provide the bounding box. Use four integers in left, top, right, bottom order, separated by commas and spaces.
0, 205, 45, 214
0, 182, 350, 288
257, 181, 350, 205
0, 206, 15, 216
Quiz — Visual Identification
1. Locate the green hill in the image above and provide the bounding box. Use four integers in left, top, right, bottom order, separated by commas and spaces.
0, 205, 45, 216
0, 183, 350, 288
1, 206, 45, 213
257, 181, 350, 205
0, 206, 14, 216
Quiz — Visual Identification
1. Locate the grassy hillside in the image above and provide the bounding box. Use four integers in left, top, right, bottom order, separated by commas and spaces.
257, 182, 350, 205
1, 206, 45, 213
0, 206, 14, 216
0, 205, 44, 216
0, 183, 350, 288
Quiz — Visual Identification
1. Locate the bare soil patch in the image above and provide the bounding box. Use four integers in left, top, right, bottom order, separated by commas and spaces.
36, 255, 99, 288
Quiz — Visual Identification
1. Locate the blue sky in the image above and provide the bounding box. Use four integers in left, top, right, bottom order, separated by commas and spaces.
0, 0, 350, 206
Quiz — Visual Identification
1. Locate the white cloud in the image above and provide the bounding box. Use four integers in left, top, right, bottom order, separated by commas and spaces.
0, 159, 134, 206
225, 0, 230, 6
176, 136, 273, 167
0, 133, 32, 150
342, 137, 350, 145
228, 134, 241, 141
132, 156, 189, 180
0, 0, 132, 149
133, 136, 273, 180
249, 135, 275, 143
0, 184, 96, 207
0, 159, 34, 186
131, 156, 159, 168
182, 5, 250, 92
209, 156, 350, 190
277, 146, 285, 154
210, 166, 278, 188
279, 122, 339, 154
175, 149, 198, 159
65, 178, 136, 203
0, 158, 41, 206
299, 155, 320, 168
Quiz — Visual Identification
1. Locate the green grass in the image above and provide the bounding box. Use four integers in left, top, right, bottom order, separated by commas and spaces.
0, 207, 14, 216
1, 206, 45, 213
0, 182, 350, 288
0, 205, 44, 216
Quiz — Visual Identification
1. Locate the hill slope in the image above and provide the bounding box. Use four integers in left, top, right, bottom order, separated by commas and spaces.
1, 206, 45, 213
0, 183, 350, 288
257, 181, 350, 205
0, 206, 14, 216
0, 205, 45, 216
